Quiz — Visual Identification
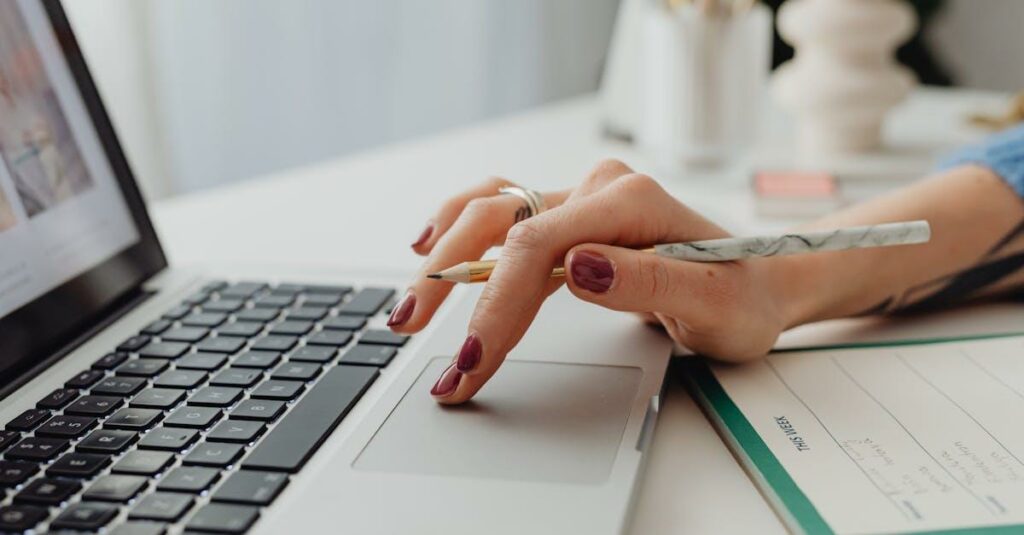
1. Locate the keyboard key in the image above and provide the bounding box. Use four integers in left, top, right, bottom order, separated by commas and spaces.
210, 368, 262, 388
302, 292, 344, 307
337, 287, 393, 316
92, 376, 148, 396
234, 307, 279, 323
305, 284, 354, 295
52, 501, 119, 530
207, 420, 265, 443
77, 429, 137, 453
271, 362, 321, 381
118, 335, 152, 352
176, 352, 228, 371
66, 395, 123, 416
0, 504, 48, 532
153, 369, 208, 389
271, 283, 304, 295
139, 341, 190, 359
37, 415, 97, 438
195, 337, 246, 354
131, 388, 186, 409
186, 503, 259, 533
269, 320, 313, 336
320, 315, 365, 330
183, 442, 243, 467
251, 335, 298, 352
244, 365, 377, 472
0, 430, 19, 452
110, 522, 168, 535
339, 345, 397, 367
66, 368, 105, 388
138, 427, 199, 451
253, 294, 294, 308
117, 358, 170, 377
163, 304, 193, 320
360, 329, 410, 346
230, 399, 285, 422
232, 350, 281, 369
161, 326, 210, 343
219, 282, 266, 299
112, 450, 174, 475
287, 307, 328, 321
217, 321, 264, 338
213, 470, 288, 505
0, 460, 38, 486
306, 330, 353, 347
203, 280, 228, 292
15, 477, 80, 505
6, 408, 50, 431
141, 318, 173, 335
166, 406, 222, 428
84, 474, 149, 502
204, 299, 244, 313
93, 351, 129, 370
250, 380, 304, 401
37, 388, 79, 411
189, 387, 243, 407
157, 466, 219, 493
6, 437, 68, 461
182, 312, 228, 328
183, 290, 211, 306
106, 408, 163, 430
47, 451, 110, 478
288, 345, 336, 363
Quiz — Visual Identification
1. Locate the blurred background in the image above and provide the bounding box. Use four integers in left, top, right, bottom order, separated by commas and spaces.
63, 0, 1024, 201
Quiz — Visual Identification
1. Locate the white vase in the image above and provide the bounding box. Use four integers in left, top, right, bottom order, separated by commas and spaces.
773, 0, 918, 155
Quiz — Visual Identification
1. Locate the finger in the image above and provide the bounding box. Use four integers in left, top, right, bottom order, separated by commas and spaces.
566, 158, 635, 202
391, 190, 569, 334
432, 173, 726, 404
411, 177, 569, 255
563, 243, 737, 334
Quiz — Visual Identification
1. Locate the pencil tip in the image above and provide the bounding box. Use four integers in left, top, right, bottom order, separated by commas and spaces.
426, 273, 442, 279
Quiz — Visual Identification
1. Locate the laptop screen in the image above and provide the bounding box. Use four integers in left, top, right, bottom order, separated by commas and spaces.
0, 0, 165, 390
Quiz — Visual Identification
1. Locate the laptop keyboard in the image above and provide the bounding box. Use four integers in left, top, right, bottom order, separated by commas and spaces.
0, 281, 407, 534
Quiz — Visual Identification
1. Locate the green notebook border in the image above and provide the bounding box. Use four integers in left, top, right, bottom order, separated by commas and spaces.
680, 331, 1024, 535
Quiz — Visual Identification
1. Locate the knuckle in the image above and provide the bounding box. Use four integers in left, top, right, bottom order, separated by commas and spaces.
619, 172, 660, 194
504, 219, 547, 252
636, 257, 674, 301
483, 176, 511, 190
586, 158, 630, 185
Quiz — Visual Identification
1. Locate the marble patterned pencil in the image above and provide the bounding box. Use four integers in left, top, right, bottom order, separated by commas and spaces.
427, 220, 931, 283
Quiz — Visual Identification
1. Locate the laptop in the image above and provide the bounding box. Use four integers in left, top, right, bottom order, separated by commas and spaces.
0, 1, 673, 533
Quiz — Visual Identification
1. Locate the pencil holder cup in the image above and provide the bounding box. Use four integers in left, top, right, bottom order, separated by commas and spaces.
637, 1, 771, 171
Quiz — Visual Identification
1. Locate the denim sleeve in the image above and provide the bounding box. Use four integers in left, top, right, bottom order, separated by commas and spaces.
939, 123, 1024, 199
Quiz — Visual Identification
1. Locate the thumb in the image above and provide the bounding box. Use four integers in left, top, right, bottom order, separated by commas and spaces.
563, 244, 726, 326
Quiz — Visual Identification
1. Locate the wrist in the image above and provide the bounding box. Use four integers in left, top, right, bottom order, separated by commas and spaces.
763, 253, 829, 330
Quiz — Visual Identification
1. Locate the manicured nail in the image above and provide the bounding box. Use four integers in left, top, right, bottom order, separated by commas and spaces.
455, 333, 482, 372
570, 250, 614, 293
430, 363, 462, 397
387, 291, 416, 327
411, 222, 434, 248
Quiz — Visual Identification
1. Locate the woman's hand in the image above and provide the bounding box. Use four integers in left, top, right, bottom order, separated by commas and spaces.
389, 159, 793, 404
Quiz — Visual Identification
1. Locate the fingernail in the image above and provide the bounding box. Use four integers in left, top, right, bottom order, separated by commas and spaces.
387, 291, 416, 327
570, 250, 614, 293
411, 222, 434, 248
430, 363, 462, 397
455, 333, 482, 372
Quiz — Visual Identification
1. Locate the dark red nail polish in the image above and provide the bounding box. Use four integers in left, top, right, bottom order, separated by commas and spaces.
455, 333, 482, 372
570, 250, 614, 293
411, 222, 434, 248
430, 363, 462, 397
387, 292, 416, 327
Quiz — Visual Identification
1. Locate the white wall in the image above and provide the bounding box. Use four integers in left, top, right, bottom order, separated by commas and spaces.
927, 0, 1024, 92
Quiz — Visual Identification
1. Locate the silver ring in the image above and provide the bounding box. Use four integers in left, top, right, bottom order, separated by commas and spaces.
499, 186, 547, 223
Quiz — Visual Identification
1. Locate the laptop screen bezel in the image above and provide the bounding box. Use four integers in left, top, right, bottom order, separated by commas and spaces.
0, 0, 167, 394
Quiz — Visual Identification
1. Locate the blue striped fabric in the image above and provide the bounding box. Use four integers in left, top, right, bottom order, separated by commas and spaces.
940, 123, 1024, 199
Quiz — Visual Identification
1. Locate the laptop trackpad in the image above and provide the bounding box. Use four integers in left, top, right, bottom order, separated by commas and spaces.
353, 357, 642, 484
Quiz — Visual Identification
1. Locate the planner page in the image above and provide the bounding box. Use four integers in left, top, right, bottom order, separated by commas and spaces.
689, 335, 1024, 534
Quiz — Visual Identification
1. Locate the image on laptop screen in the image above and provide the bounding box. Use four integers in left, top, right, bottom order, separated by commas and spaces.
0, 0, 139, 320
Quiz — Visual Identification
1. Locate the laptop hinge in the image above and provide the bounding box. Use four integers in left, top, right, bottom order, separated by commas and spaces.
0, 287, 155, 401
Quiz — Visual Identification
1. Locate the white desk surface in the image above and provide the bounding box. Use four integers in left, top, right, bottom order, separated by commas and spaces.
152, 87, 1010, 534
